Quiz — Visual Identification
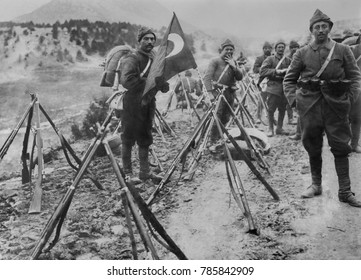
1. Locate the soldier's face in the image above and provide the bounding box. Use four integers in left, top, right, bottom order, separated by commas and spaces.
312, 21, 331, 43
220, 46, 234, 59
275, 44, 285, 56
290, 46, 299, 56
263, 46, 272, 56
140, 34, 156, 53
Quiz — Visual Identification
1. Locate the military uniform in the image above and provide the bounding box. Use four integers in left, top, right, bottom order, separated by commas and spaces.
260, 42, 291, 135
119, 27, 167, 183
174, 73, 201, 108
283, 9, 361, 207
204, 40, 243, 141
350, 40, 361, 152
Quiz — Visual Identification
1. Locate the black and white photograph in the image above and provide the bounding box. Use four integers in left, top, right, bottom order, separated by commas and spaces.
0, 0, 361, 277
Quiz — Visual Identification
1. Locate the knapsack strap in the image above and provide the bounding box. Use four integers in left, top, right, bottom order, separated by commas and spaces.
140, 58, 152, 78
315, 41, 336, 78
216, 64, 230, 84
356, 55, 361, 63
275, 55, 287, 70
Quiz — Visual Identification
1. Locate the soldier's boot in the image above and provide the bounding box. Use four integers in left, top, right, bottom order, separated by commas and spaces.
122, 143, 141, 185
301, 156, 322, 198
275, 110, 288, 135
267, 112, 274, 137
335, 156, 361, 208
351, 122, 361, 153
139, 145, 163, 184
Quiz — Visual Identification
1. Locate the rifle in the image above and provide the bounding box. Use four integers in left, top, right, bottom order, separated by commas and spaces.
28, 99, 44, 214
21, 101, 34, 184
0, 97, 37, 161
146, 103, 215, 206
31, 111, 113, 259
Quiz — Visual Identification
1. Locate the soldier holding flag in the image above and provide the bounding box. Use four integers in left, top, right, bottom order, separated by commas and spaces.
119, 27, 169, 183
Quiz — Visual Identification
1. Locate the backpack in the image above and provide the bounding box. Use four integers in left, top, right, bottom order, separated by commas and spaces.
100, 45, 133, 87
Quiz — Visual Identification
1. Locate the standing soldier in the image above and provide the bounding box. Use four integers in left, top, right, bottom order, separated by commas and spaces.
349, 34, 361, 153
204, 39, 243, 144
288, 40, 303, 140
260, 40, 291, 137
174, 70, 201, 109
253, 42, 273, 124
286, 40, 300, 125
120, 27, 169, 184
283, 9, 361, 207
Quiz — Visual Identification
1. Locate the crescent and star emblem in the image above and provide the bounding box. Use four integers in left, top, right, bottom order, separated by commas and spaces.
165, 33, 184, 59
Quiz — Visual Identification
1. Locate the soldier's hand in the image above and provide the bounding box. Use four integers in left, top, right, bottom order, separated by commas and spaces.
225, 55, 237, 69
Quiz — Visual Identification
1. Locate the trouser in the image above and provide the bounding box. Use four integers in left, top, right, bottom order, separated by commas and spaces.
267, 94, 287, 131
210, 90, 235, 142
121, 143, 150, 179
286, 104, 293, 121
300, 98, 352, 192
349, 96, 361, 149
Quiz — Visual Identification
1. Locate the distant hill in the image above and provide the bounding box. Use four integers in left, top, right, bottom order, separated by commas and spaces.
13, 0, 193, 32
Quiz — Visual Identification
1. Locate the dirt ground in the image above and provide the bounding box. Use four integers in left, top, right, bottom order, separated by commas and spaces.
1, 96, 361, 260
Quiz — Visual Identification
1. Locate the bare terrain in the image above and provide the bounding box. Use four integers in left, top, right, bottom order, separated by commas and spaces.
1, 69, 361, 260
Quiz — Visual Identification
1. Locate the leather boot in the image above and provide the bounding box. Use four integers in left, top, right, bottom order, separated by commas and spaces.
335, 156, 361, 207
267, 112, 274, 137
301, 156, 322, 198
139, 146, 163, 184
122, 143, 141, 184
275, 109, 288, 135
122, 143, 133, 175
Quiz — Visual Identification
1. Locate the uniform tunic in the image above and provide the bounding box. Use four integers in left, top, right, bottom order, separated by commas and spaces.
204, 57, 243, 138
283, 39, 361, 157
120, 49, 156, 147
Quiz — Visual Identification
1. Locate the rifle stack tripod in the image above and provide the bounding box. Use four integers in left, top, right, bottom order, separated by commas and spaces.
0, 91, 103, 214
149, 86, 280, 234
1, 92, 186, 260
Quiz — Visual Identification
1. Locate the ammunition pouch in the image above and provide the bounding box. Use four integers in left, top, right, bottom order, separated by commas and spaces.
298, 78, 351, 97
320, 79, 351, 97
297, 78, 321, 91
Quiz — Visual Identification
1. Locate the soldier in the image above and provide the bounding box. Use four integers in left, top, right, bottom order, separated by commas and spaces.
174, 70, 201, 109
254, 41, 273, 124
286, 40, 300, 126
260, 40, 291, 137
204, 39, 243, 144
288, 40, 303, 141
283, 9, 361, 207
253, 41, 273, 74
349, 34, 361, 153
120, 26, 169, 184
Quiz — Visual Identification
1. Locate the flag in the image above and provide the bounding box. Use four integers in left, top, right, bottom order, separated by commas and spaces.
143, 12, 197, 100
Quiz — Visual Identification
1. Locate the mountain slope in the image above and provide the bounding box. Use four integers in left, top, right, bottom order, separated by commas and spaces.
14, 0, 172, 29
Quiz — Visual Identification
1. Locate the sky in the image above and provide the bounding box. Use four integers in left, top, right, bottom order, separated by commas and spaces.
0, 0, 360, 38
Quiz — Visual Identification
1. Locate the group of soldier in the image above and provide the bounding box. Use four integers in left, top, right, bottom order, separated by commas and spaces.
115, 9, 361, 208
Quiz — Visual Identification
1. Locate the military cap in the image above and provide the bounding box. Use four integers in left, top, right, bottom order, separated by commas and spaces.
289, 40, 300, 48
309, 9, 333, 31
263, 41, 272, 49
137, 27, 156, 42
274, 40, 286, 49
220, 39, 235, 50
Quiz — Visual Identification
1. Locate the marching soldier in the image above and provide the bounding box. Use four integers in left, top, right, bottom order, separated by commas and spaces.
283, 9, 361, 207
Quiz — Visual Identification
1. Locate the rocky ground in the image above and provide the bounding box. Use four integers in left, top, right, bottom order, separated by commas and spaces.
1, 106, 361, 260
